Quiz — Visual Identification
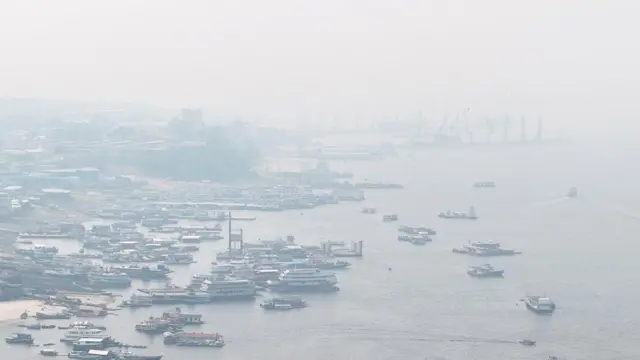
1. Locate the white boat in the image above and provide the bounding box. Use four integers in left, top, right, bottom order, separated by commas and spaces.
269, 268, 338, 292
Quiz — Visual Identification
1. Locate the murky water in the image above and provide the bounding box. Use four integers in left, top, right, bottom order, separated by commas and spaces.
3, 142, 640, 360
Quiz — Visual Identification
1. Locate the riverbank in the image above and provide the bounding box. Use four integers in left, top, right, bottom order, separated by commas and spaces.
0, 300, 46, 326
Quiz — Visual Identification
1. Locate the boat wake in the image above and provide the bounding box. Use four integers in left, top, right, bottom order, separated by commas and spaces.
306, 325, 522, 346
604, 206, 640, 221
532, 197, 570, 207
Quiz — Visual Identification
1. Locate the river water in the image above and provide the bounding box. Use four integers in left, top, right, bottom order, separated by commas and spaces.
3, 140, 640, 360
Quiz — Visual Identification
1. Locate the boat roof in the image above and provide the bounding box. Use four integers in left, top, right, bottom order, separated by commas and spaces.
88, 350, 110, 355
178, 332, 219, 338
77, 337, 107, 342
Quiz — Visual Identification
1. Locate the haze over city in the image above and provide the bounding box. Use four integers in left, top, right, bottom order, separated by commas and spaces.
2, 0, 640, 138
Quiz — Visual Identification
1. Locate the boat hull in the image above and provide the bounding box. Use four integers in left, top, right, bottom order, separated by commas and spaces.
467, 270, 504, 277
270, 285, 339, 293
525, 303, 555, 314
438, 215, 478, 220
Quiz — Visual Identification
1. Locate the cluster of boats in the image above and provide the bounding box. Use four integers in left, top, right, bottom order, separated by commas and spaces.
6, 321, 163, 359
124, 264, 341, 306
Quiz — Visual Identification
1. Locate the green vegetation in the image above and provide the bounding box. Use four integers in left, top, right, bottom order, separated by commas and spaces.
131, 126, 260, 182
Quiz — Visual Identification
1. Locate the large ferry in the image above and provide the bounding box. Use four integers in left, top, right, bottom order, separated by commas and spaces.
268, 268, 339, 292
200, 278, 256, 300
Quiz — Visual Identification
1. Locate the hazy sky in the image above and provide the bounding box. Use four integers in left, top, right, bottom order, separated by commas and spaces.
1, 0, 639, 134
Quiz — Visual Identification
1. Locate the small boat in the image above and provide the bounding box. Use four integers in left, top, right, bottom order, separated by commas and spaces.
524, 296, 556, 314
466, 264, 504, 277
382, 214, 398, 222
40, 349, 58, 356
519, 339, 536, 346
567, 187, 577, 198
473, 181, 496, 188
5, 332, 34, 344
361, 207, 377, 214
398, 225, 437, 235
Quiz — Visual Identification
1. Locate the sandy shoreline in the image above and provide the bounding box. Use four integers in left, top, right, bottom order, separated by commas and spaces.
0, 300, 47, 326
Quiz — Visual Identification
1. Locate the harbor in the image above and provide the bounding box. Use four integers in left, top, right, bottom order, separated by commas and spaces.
0, 138, 636, 360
